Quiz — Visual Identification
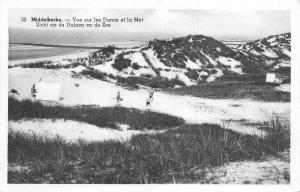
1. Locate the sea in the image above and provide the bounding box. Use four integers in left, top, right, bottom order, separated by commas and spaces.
8, 28, 167, 66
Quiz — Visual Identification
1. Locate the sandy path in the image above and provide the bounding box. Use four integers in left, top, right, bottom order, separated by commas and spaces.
9, 119, 162, 142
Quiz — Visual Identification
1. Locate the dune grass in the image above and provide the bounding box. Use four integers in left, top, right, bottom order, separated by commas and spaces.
8, 121, 289, 184
8, 60, 53, 68
9, 59, 85, 69
165, 80, 290, 102
8, 97, 289, 183
264, 114, 290, 151
8, 97, 185, 130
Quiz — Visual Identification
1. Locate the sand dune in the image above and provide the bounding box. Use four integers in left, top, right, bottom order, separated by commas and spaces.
9, 67, 290, 136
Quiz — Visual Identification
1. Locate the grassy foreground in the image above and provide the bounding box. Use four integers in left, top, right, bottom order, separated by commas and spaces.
8, 98, 290, 183
8, 122, 289, 184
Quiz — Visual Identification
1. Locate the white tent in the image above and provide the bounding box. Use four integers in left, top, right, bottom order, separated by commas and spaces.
266, 73, 276, 83
36, 82, 61, 101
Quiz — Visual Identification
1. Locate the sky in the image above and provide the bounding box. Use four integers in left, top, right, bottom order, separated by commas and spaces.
9, 9, 290, 41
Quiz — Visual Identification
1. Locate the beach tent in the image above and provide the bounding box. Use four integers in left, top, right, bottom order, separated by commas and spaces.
266, 73, 276, 83
36, 82, 61, 101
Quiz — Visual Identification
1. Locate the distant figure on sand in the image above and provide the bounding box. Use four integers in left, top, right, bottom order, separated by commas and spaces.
116, 91, 123, 106
148, 87, 155, 102
31, 84, 37, 99
146, 97, 151, 108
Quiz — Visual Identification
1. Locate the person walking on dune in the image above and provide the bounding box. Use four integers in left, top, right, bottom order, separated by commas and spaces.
116, 91, 123, 106
146, 97, 151, 108
31, 84, 37, 99
148, 87, 155, 102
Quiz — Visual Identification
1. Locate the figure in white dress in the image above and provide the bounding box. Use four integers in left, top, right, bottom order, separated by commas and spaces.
116, 91, 123, 106
31, 84, 37, 99
148, 88, 155, 102
146, 97, 151, 108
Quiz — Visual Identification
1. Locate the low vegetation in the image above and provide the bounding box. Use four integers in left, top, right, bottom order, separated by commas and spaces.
9, 60, 84, 69
8, 97, 184, 131
146, 35, 268, 74
8, 118, 289, 183
185, 69, 199, 80
112, 55, 131, 71
264, 114, 290, 151
141, 52, 160, 75
116, 76, 186, 89
8, 98, 290, 183
9, 60, 52, 69
79, 67, 185, 89
166, 80, 290, 102
81, 68, 108, 81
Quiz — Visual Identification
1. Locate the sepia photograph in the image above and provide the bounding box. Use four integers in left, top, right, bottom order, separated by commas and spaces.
2, 4, 296, 187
